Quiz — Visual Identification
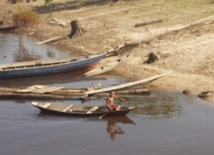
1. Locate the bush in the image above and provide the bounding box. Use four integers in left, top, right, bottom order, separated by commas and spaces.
13, 8, 40, 27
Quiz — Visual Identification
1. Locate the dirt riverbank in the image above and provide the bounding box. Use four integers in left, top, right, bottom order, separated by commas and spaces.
1, 0, 214, 101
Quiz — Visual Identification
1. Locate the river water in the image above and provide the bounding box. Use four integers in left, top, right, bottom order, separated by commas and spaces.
1, 33, 214, 155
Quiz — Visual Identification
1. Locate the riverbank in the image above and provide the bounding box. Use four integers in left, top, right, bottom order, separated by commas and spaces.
1, 0, 214, 101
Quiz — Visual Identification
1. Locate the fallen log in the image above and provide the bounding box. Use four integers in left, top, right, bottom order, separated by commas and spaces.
36, 36, 67, 45
135, 19, 163, 28
0, 92, 79, 100
48, 18, 67, 27
82, 88, 151, 100
0, 86, 150, 100
0, 72, 173, 100
115, 88, 151, 95
0, 87, 86, 96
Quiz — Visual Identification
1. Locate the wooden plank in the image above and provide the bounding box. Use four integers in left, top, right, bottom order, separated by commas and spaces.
84, 71, 173, 96
41, 103, 51, 108
86, 106, 99, 114
16, 85, 64, 94
63, 104, 74, 112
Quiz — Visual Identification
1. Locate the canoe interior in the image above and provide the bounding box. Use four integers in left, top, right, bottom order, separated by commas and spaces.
0, 54, 101, 71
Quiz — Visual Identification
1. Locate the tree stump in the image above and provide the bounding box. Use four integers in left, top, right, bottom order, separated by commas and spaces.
145, 52, 158, 64
68, 19, 84, 38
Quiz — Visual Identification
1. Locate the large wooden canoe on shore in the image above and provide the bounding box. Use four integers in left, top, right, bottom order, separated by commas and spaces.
32, 102, 135, 117
0, 52, 106, 80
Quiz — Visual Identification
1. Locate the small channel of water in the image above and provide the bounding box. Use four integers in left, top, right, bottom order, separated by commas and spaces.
0, 33, 69, 63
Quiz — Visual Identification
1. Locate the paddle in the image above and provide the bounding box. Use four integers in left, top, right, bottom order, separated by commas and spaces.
99, 100, 124, 119
99, 111, 109, 119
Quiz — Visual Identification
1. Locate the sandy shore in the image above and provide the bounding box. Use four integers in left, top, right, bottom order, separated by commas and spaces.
1, 0, 214, 101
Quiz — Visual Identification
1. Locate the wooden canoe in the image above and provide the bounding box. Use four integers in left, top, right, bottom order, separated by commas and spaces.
32, 102, 135, 117
0, 25, 18, 32
84, 52, 133, 77
0, 52, 106, 80
84, 71, 174, 96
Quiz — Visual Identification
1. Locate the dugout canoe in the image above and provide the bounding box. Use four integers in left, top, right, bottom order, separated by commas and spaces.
32, 101, 135, 117
84, 52, 133, 77
0, 52, 106, 80
0, 25, 18, 32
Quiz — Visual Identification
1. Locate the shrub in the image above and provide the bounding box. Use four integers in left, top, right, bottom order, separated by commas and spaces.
13, 8, 40, 27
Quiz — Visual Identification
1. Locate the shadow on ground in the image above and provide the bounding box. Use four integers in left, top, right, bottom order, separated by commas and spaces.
33, 0, 112, 14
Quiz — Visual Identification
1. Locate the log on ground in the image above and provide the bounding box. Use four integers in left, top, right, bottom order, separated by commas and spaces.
115, 88, 151, 95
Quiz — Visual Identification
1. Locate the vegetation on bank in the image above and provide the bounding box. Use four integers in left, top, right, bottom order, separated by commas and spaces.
12, 7, 40, 27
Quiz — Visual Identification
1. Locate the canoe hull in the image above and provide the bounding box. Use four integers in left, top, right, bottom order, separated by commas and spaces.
0, 53, 105, 80
32, 102, 134, 117
37, 107, 133, 117
84, 52, 133, 77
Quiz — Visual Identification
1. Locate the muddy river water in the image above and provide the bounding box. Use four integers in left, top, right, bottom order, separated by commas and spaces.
0, 33, 214, 155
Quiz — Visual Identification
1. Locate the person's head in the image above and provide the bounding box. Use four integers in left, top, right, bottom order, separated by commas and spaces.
110, 91, 115, 97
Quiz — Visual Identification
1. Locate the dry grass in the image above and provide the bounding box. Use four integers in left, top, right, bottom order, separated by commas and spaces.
13, 7, 40, 27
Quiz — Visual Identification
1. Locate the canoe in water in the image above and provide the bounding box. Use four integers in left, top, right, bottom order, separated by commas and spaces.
32, 101, 135, 117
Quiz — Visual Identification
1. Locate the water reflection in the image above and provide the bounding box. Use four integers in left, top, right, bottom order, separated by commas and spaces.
35, 110, 135, 142
0, 33, 69, 64
1, 91, 214, 155
131, 92, 184, 119
0, 70, 126, 91
105, 116, 135, 141
137, 103, 183, 118
0, 68, 95, 87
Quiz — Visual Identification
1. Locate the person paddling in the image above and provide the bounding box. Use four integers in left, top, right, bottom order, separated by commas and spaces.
106, 91, 125, 111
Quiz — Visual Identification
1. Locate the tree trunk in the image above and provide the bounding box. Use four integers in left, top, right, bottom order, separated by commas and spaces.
68, 19, 84, 38
145, 52, 158, 64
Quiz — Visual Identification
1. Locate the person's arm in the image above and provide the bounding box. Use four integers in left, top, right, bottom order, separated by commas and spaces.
114, 94, 125, 101
119, 97, 125, 101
